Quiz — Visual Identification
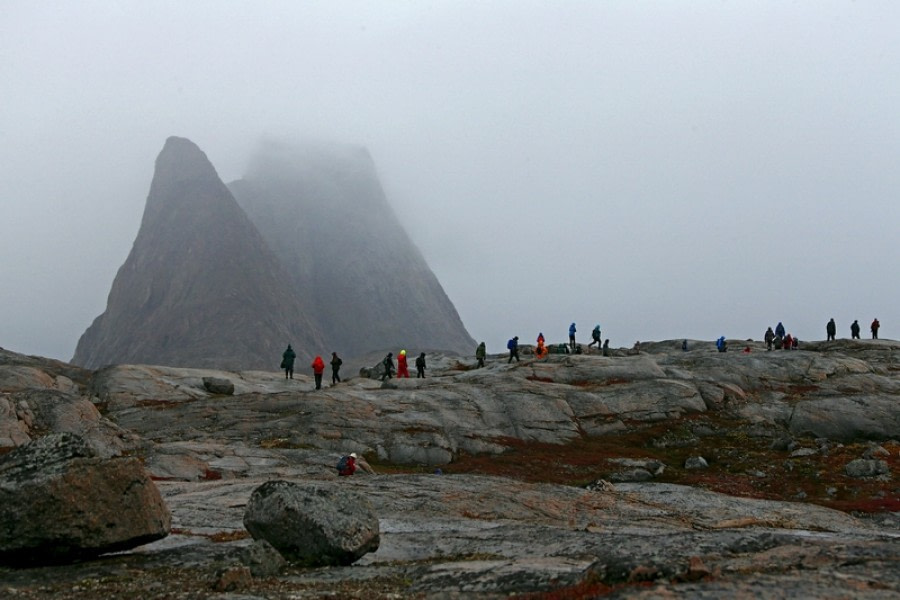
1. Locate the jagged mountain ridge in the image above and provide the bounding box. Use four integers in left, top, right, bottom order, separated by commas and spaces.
229, 139, 475, 357
72, 137, 326, 370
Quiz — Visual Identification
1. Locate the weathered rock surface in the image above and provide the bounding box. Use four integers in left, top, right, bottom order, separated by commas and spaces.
0, 433, 170, 565
243, 479, 380, 566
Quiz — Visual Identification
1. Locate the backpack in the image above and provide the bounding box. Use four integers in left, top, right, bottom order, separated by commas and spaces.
336, 455, 355, 476
507, 339, 515, 350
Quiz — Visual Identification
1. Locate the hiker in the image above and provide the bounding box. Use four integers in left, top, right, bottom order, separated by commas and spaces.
716, 336, 727, 352
415, 352, 427, 378
475, 342, 486, 368
775, 322, 786, 339
535, 333, 548, 358
871, 318, 880, 339
792, 336, 799, 350
381, 352, 395, 381
507, 336, 520, 363
336, 452, 376, 476
311, 355, 325, 389
602, 339, 610, 356
568, 323, 577, 352
397, 350, 410, 378
589, 325, 601, 349
783, 333, 793, 350
851, 320, 861, 339
682, 339, 688, 352
281, 344, 296, 379
764, 327, 775, 351
826, 318, 837, 341
330, 352, 343, 385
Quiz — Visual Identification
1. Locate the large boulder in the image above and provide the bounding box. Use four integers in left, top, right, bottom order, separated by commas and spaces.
0, 433, 170, 565
243, 480, 380, 566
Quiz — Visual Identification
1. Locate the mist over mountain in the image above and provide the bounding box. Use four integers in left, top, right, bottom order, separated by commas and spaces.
72, 137, 327, 370
229, 139, 475, 357
72, 136, 474, 370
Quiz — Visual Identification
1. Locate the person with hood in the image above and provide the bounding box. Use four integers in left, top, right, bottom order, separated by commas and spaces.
764, 327, 775, 351
281, 344, 296, 379
535, 332, 548, 358
311, 355, 325, 389
826, 318, 837, 341
381, 352, 395, 381
397, 350, 410, 378
783, 333, 794, 350
568, 323, 577, 352
337, 452, 377, 476
716, 336, 727, 352
775, 322, 786, 339
507, 336, 520, 363
588, 325, 601, 349
475, 342, 487, 368
871, 318, 880, 339
851, 319, 861, 339
415, 352, 427, 378
330, 352, 343, 385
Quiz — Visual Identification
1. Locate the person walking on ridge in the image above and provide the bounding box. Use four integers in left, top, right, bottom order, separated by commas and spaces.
507, 336, 520, 363
381, 353, 395, 381
826, 318, 837, 341
397, 350, 410, 378
281, 345, 296, 379
568, 323, 577, 352
330, 352, 343, 385
311, 355, 325, 390
589, 325, 601, 349
415, 352, 427, 378
475, 342, 486, 368
764, 327, 775, 351
871, 318, 880, 339
851, 320, 861, 339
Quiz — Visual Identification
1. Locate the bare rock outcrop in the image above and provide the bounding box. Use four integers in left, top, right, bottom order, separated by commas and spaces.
0, 433, 170, 565
243, 479, 380, 566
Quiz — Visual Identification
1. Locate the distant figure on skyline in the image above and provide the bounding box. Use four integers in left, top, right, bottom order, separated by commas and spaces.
682, 339, 688, 351
826, 318, 837, 341
281, 344, 296, 379
475, 342, 486, 368
589, 325, 601, 349
507, 336, 520, 363
330, 352, 342, 385
871, 318, 880, 339
415, 352, 426, 378
716, 336, 727, 352
602, 339, 610, 356
535, 332, 548, 358
851, 320, 861, 339
784, 333, 794, 350
569, 323, 577, 352
311, 355, 325, 389
764, 327, 775, 351
397, 350, 410, 378
775, 322, 786, 339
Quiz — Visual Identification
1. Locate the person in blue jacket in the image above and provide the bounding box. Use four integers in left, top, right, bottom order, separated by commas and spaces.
716, 336, 727, 352
507, 336, 520, 363
775, 322, 785, 339
568, 323, 577, 352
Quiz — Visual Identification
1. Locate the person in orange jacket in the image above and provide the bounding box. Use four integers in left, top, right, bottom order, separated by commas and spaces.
397, 350, 410, 378
311, 355, 326, 389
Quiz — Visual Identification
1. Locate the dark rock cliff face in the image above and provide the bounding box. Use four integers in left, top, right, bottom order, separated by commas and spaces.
229, 140, 475, 357
72, 137, 326, 370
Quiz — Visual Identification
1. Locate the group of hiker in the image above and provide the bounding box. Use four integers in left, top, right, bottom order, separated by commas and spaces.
280, 345, 343, 390
501, 323, 611, 364
837, 318, 881, 340
379, 350, 427, 381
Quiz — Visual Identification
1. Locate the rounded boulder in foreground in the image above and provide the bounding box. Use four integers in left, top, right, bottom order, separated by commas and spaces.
242, 480, 380, 566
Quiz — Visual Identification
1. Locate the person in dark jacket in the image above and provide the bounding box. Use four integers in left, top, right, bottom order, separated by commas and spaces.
281, 345, 296, 379
871, 318, 880, 339
381, 353, 395, 381
764, 327, 775, 351
415, 352, 427, 378
851, 320, 861, 339
602, 339, 610, 356
588, 325, 601, 349
775, 322, 785, 339
330, 352, 343, 385
475, 342, 486, 368
507, 337, 520, 363
311, 355, 325, 390
826, 318, 837, 341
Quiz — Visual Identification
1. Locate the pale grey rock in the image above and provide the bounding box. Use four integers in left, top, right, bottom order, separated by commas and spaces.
243, 480, 380, 565
684, 456, 709, 470
791, 447, 818, 457
202, 377, 235, 395
0, 433, 170, 565
239, 539, 286, 577
845, 459, 890, 479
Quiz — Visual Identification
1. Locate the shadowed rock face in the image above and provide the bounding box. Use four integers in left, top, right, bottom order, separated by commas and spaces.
229, 140, 475, 357
71, 137, 327, 370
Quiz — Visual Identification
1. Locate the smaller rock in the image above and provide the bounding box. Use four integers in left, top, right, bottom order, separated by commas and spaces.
862, 445, 890, 459
211, 565, 251, 592
790, 448, 817, 458
845, 459, 890, 479
609, 468, 654, 482
240, 539, 286, 577
684, 456, 709, 470
202, 377, 235, 395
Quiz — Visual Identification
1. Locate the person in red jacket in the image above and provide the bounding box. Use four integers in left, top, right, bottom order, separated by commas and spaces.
311, 355, 325, 389
397, 350, 410, 378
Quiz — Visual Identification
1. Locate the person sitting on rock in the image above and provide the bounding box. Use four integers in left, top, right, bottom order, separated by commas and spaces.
602, 339, 610, 356
337, 452, 377, 476
381, 353, 395, 381
311, 355, 325, 389
774, 334, 783, 350
475, 342, 486, 368
281, 344, 296, 379
397, 350, 410, 378
415, 352, 426, 378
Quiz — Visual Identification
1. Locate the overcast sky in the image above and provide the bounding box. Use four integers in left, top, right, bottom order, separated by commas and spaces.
2, 1, 898, 361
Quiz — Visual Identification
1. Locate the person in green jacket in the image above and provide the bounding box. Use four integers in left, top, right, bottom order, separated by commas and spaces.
281, 344, 296, 379
475, 342, 486, 368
